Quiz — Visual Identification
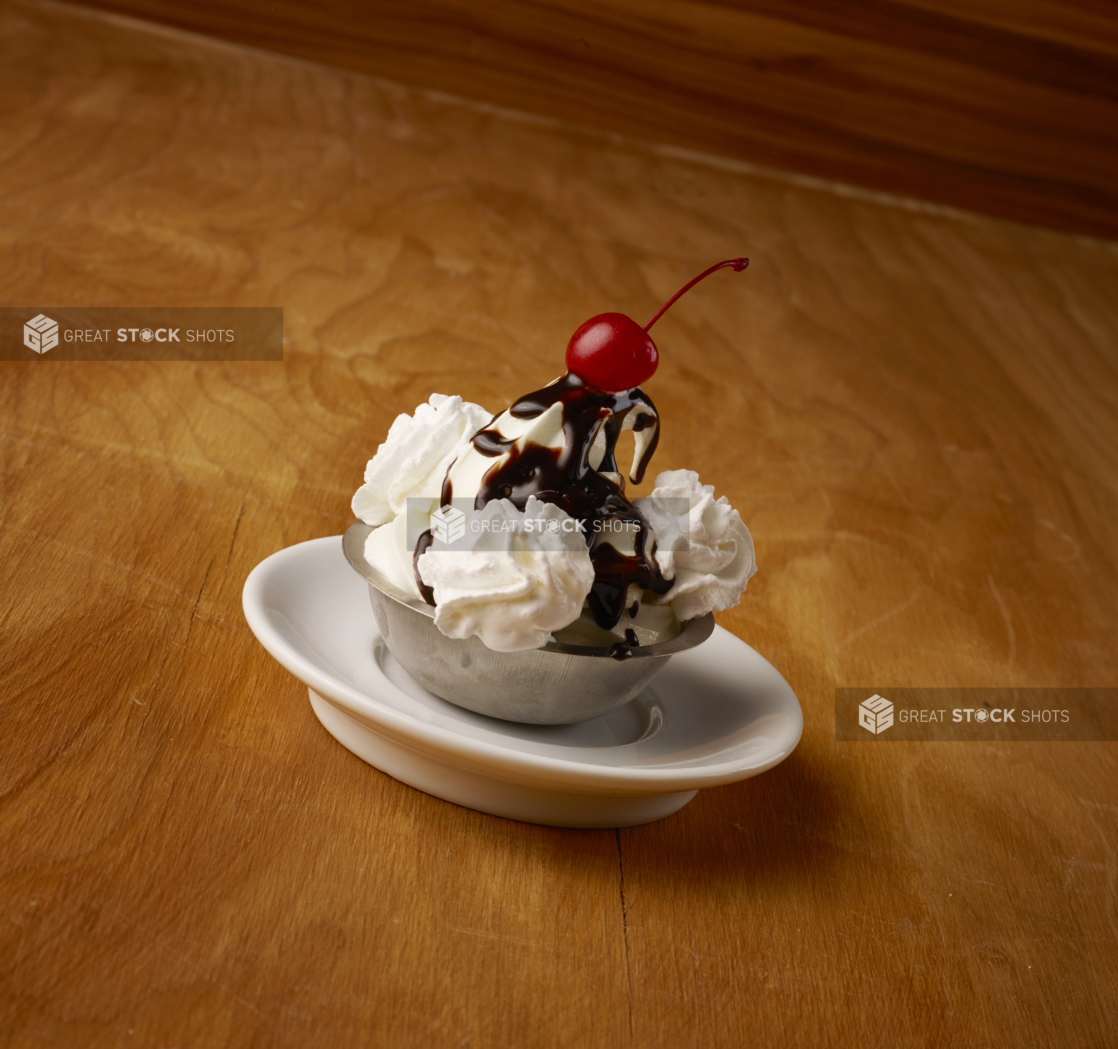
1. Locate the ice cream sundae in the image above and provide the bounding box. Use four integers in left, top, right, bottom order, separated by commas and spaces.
352, 259, 757, 655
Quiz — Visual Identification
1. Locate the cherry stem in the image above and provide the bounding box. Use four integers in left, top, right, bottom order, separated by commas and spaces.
643, 257, 749, 332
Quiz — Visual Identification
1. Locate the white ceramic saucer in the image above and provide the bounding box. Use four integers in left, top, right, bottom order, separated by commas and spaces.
243, 537, 803, 828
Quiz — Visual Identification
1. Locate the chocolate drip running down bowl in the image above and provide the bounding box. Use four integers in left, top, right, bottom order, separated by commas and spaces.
343, 521, 714, 725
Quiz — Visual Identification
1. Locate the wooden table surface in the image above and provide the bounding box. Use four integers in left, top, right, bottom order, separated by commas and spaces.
2, 1, 1117, 1046
65, 0, 1118, 239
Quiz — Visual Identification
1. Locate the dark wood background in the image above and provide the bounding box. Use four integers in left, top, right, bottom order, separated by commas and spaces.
65, 0, 1118, 239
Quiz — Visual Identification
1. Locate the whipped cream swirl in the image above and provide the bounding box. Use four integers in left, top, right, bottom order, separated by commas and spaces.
352, 394, 492, 526
416, 497, 595, 652
635, 469, 757, 621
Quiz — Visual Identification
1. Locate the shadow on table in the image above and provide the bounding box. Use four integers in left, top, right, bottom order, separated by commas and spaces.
616, 748, 875, 896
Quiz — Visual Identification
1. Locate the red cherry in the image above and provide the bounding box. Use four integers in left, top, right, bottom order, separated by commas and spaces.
565, 313, 657, 392
565, 257, 749, 391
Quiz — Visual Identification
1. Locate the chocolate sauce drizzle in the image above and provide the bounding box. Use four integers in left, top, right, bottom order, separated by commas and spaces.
421, 372, 673, 630
413, 530, 436, 606
608, 629, 642, 662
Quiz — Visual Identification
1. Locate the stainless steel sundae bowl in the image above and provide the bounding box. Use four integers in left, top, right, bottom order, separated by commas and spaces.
343, 521, 714, 724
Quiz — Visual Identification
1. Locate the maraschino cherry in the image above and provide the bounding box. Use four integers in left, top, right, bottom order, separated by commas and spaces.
565, 257, 749, 392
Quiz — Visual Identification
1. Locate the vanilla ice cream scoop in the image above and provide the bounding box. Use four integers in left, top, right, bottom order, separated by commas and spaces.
443, 380, 658, 505
433, 372, 670, 630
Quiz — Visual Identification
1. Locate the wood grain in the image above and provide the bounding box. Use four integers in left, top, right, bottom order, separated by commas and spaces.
58, 0, 1118, 240
2, 0, 1118, 1046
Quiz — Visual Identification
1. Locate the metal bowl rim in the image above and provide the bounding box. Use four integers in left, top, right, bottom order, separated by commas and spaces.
342, 520, 713, 659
